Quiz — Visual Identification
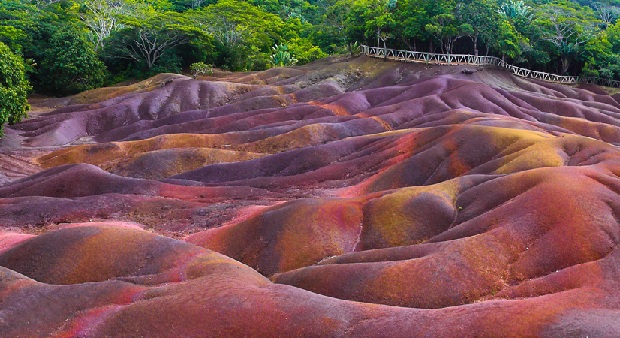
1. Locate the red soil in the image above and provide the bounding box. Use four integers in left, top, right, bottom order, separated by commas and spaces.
1, 56, 619, 336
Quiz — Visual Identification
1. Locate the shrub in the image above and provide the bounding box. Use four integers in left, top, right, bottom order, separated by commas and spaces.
0, 41, 30, 135
286, 38, 327, 65
39, 27, 106, 96
270, 44, 297, 67
190, 62, 213, 78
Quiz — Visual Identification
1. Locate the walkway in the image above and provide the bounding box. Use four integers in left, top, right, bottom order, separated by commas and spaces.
361, 45, 620, 88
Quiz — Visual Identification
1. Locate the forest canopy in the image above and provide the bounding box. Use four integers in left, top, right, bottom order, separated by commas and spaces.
0, 0, 619, 98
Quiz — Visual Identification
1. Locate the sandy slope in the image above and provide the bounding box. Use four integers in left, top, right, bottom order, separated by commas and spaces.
1, 56, 619, 336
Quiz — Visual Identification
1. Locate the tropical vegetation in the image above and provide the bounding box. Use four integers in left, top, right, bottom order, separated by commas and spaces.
0, 0, 618, 101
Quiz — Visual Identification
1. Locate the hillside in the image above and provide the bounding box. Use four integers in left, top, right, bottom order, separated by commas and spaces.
1, 56, 620, 336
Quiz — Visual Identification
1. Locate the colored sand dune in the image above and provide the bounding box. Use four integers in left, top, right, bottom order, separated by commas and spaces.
1, 56, 619, 336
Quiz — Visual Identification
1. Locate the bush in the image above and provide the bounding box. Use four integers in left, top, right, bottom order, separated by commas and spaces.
286, 38, 327, 65
271, 44, 297, 67
38, 27, 107, 96
0, 41, 31, 135
190, 62, 213, 78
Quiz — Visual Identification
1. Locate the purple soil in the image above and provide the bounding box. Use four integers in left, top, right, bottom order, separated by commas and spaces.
1, 56, 619, 336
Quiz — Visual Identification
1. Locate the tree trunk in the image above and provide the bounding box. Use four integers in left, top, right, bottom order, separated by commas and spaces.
404, 38, 413, 50
561, 56, 570, 74
383, 39, 388, 61
445, 38, 452, 54
473, 35, 478, 57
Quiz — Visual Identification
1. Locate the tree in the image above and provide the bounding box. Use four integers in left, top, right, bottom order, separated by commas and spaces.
581, 32, 618, 78
594, 2, 619, 29
425, 12, 471, 54
364, 0, 397, 50
493, 20, 523, 61
499, 0, 534, 23
199, 16, 248, 70
341, 0, 372, 49
392, 0, 431, 50
455, 0, 500, 56
312, 0, 351, 54
172, 0, 213, 10
188, 0, 286, 70
0, 25, 27, 53
0, 1, 46, 60
31, 0, 64, 6
605, 17, 620, 50
108, 26, 188, 70
104, 12, 208, 72
535, 3, 598, 74
0, 42, 30, 135
39, 27, 107, 96
80, 0, 127, 51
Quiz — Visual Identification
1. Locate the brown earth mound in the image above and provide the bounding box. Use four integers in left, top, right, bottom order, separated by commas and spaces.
1, 56, 619, 336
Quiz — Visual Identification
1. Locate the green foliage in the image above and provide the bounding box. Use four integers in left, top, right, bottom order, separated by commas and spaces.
0, 0, 48, 64
582, 31, 620, 78
248, 0, 317, 22
271, 44, 298, 66
531, 1, 599, 73
350, 41, 361, 55
308, 0, 349, 53
285, 37, 327, 64
455, 0, 503, 56
190, 61, 213, 77
0, 0, 329, 89
608, 20, 620, 53
38, 27, 106, 96
494, 20, 523, 59
0, 42, 30, 135
187, 0, 288, 70
0, 25, 27, 52
500, 0, 534, 22
103, 10, 211, 77
3, 0, 620, 95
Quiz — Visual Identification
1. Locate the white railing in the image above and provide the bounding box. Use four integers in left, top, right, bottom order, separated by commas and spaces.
361, 45, 620, 88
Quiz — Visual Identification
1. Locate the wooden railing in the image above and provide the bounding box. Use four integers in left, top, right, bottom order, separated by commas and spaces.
361, 45, 620, 88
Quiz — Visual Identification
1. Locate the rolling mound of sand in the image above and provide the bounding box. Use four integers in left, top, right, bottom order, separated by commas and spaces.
1, 55, 619, 336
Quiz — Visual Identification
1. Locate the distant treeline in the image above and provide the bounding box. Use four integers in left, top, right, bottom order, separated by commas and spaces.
340, 0, 620, 81
1, 0, 620, 97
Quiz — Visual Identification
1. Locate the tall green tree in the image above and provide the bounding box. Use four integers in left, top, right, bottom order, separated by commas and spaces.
188, 0, 286, 70
0, 1, 46, 60
581, 32, 618, 78
455, 0, 500, 56
0, 42, 30, 135
492, 20, 523, 60
593, 2, 619, 29
607, 19, 620, 53
392, 0, 431, 50
534, 1, 599, 74
79, 0, 127, 51
104, 11, 210, 74
424, 3, 472, 54
312, 0, 351, 53
39, 27, 107, 96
